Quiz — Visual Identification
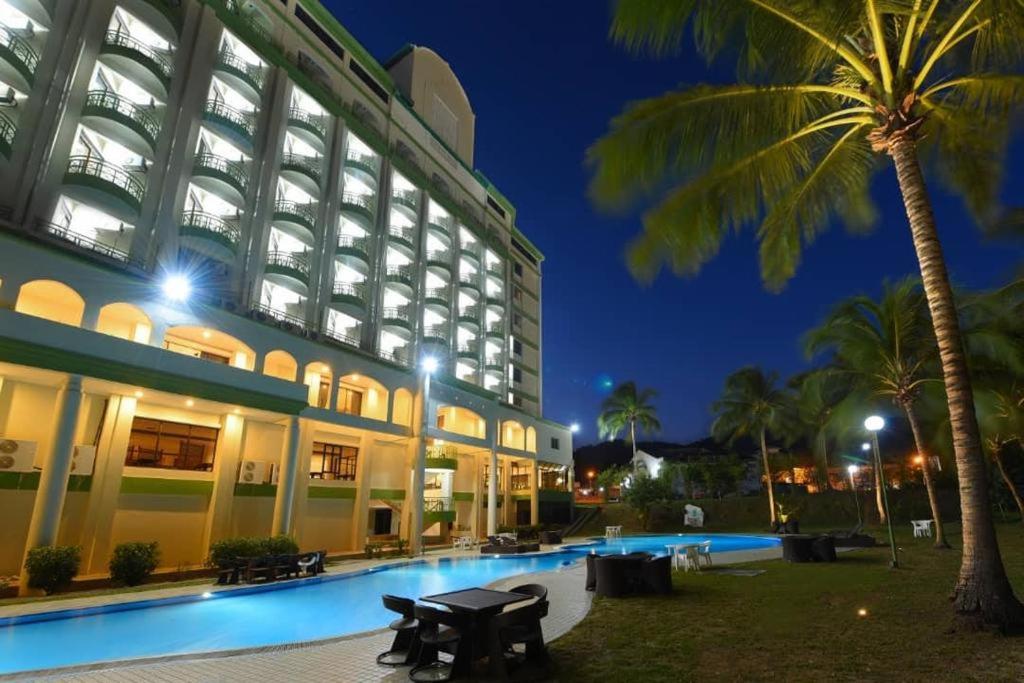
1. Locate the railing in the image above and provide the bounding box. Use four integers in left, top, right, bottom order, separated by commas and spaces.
0, 110, 15, 152
385, 264, 412, 281
84, 91, 161, 142
485, 355, 503, 367
487, 322, 505, 335
336, 233, 368, 253
216, 49, 264, 89
379, 347, 410, 365
458, 342, 479, 355
255, 302, 307, 329
388, 224, 414, 243
281, 152, 321, 178
332, 281, 365, 300
381, 305, 411, 321
66, 156, 146, 204
273, 199, 318, 227
224, 0, 275, 46
345, 150, 378, 170
427, 444, 459, 459
424, 286, 448, 302
203, 99, 255, 136
104, 31, 172, 78
288, 106, 325, 136
424, 497, 453, 512
460, 246, 479, 260
341, 191, 375, 213
487, 262, 504, 276
180, 210, 240, 245
426, 249, 450, 264
459, 306, 479, 319
323, 326, 360, 347
428, 216, 453, 234
265, 250, 310, 276
43, 221, 133, 263
423, 325, 449, 343
391, 189, 418, 206
0, 26, 39, 76
459, 274, 479, 288
193, 152, 248, 189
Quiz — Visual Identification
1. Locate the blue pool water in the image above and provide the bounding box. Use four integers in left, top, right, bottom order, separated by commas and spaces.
0, 534, 777, 674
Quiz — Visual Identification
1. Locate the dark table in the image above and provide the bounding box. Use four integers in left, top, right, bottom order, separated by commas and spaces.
421, 588, 532, 676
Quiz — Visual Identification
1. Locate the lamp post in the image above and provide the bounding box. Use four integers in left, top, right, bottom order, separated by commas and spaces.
865, 416, 898, 568
410, 356, 439, 556
847, 465, 862, 528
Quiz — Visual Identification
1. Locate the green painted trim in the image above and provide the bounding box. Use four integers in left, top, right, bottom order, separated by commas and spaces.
512, 493, 532, 501
120, 476, 213, 496
308, 485, 357, 499
511, 226, 544, 262
510, 360, 538, 377
0, 334, 309, 415
425, 509, 456, 524
539, 490, 573, 503
97, 41, 169, 89
62, 170, 142, 214
0, 472, 92, 491
178, 224, 238, 251
370, 488, 405, 500
424, 457, 458, 471
452, 491, 474, 502
233, 482, 277, 497
435, 374, 498, 401
81, 98, 158, 150
192, 158, 247, 197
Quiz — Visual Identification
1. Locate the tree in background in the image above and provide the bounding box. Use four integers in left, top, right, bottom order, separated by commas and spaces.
598, 381, 661, 471
712, 367, 788, 524
592, 0, 1024, 631
621, 472, 674, 530
805, 278, 949, 547
977, 384, 1024, 522
783, 370, 849, 492
595, 465, 630, 502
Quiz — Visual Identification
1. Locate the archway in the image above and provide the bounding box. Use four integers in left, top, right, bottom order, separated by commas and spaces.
96, 302, 152, 343
436, 406, 486, 439
525, 426, 537, 453
263, 349, 298, 382
337, 373, 389, 420
163, 326, 255, 370
15, 280, 85, 327
304, 361, 332, 409
502, 420, 526, 450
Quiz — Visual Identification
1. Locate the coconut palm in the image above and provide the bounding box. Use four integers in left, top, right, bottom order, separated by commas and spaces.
591, 0, 1024, 630
783, 370, 851, 492
806, 278, 949, 547
712, 367, 788, 524
597, 381, 661, 470
977, 383, 1024, 522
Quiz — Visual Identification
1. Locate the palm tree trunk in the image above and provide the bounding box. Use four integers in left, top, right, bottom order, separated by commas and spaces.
630, 420, 637, 472
760, 429, 777, 525
873, 458, 887, 525
819, 432, 832, 491
890, 138, 1024, 631
992, 443, 1024, 523
902, 400, 950, 548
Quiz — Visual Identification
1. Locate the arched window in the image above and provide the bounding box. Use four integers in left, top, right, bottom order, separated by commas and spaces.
263, 350, 298, 382
163, 326, 255, 370
436, 406, 486, 439
337, 373, 389, 420
304, 362, 332, 409
14, 280, 85, 327
96, 303, 152, 343
392, 388, 413, 426
525, 426, 537, 453
502, 420, 526, 450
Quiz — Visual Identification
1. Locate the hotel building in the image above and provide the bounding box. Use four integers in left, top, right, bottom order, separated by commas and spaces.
0, 0, 572, 583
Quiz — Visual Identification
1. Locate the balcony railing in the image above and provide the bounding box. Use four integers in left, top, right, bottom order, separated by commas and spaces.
381, 305, 411, 321
83, 91, 161, 146
265, 250, 310, 276
428, 215, 453, 235
0, 110, 15, 158
341, 191, 375, 214
388, 224, 414, 244
43, 221, 133, 264
423, 325, 449, 344
385, 264, 413, 282
345, 150, 378, 174
203, 99, 255, 137
459, 274, 479, 288
391, 189, 418, 207
255, 302, 307, 329
426, 249, 450, 265
379, 347, 410, 366
273, 199, 318, 228
103, 30, 173, 80
0, 26, 39, 83
336, 233, 369, 255
215, 49, 264, 90
280, 152, 321, 179
332, 281, 365, 300
458, 342, 479, 356
459, 306, 480, 320
424, 286, 449, 303
486, 262, 505, 276
65, 155, 146, 205
323, 326, 360, 347
180, 210, 240, 246
287, 106, 326, 137
487, 321, 504, 335
485, 355, 503, 367
193, 152, 248, 190
424, 497, 453, 512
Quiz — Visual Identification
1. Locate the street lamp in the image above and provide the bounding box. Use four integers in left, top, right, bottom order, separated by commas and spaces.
847, 465, 862, 528
865, 415, 898, 568
161, 274, 191, 302
861, 442, 871, 452
570, 423, 580, 434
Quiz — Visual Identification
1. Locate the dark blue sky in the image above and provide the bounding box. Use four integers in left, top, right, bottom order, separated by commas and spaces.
329, 1, 1023, 445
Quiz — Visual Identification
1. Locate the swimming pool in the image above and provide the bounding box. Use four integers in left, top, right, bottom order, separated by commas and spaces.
0, 534, 778, 675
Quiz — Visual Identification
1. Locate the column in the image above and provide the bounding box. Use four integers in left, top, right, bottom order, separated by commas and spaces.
568, 466, 576, 523
201, 413, 245, 556
502, 457, 513, 527
408, 373, 429, 555
470, 451, 481, 539
350, 434, 374, 550
487, 448, 498, 536
19, 375, 84, 595
81, 394, 137, 574
289, 423, 315, 544
530, 461, 540, 526
271, 417, 301, 536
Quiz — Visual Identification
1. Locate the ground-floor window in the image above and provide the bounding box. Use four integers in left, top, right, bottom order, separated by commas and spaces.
511, 463, 530, 491
310, 441, 357, 480
125, 417, 219, 471
337, 386, 363, 415
483, 464, 504, 488
373, 508, 393, 535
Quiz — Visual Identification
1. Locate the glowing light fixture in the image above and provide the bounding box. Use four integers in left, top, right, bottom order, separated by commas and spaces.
161, 274, 191, 302
421, 356, 439, 374
185, 398, 195, 407
861, 442, 871, 452
847, 465, 858, 476
864, 415, 885, 432
570, 423, 580, 434
133, 390, 144, 398
857, 608, 868, 617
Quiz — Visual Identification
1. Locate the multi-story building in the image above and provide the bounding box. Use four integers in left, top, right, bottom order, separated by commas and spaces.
0, 0, 571, 585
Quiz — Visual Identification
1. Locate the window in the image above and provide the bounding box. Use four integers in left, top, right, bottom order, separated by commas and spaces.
511, 239, 538, 266
541, 466, 566, 489
512, 287, 523, 303
310, 441, 358, 480
316, 376, 331, 409
510, 463, 529, 491
486, 196, 506, 219
550, 437, 560, 450
295, 4, 344, 58
512, 339, 523, 357
125, 417, 219, 471
483, 464, 503, 487
512, 367, 523, 383
337, 386, 363, 416
513, 262, 523, 278
436, 413, 446, 429
349, 60, 389, 103
512, 313, 522, 329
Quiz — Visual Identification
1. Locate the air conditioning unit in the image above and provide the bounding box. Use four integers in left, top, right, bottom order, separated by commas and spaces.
238, 460, 267, 484
0, 439, 38, 472
71, 444, 96, 475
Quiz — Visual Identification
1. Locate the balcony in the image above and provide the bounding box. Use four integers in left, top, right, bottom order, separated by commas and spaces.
486, 293, 505, 307
192, 152, 248, 204
388, 224, 415, 249
428, 216, 452, 237
458, 274, 480, 291
0, 26, 39, 90
391, 189, 418, 214
487, 262, 505, 277
202, 100, 255, 151
385, 263, 414, 287
458, 307, 481, 326
426, 250, 451, 270
264, 250, 310, 293
323, 326, 361, 348
287, 106, 326, 150
43, 221, 134, 264
422, 324, 449, 347
254, 302, 307, 331
100, 31, 173, 96
486, 321, 505, 338
272, 200, 318, 241
178, 210, 240, 259
425, 447, 458, 471
0, 110, 15, 159
381, 305, 412, 330
81, 91, 161, 156
457, 342, 480, 360
63, 156, 145, 221
331, 281, 367, 309
424, 286, 449, 307
379, 346, 410, 366
214, 50, 264, 99
339, 191, 375, 227
279, 152, 322, 195
460, 246, 480, 262
485, 355, 504, 371
336, 233, 369, 260
424, 497, 455, 524
345, 151, 378, 183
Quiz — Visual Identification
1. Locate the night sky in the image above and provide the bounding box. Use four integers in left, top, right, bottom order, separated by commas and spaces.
328, 1, 1024, 445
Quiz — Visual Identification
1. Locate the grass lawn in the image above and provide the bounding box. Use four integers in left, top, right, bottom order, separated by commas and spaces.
549, 522, 1024, 682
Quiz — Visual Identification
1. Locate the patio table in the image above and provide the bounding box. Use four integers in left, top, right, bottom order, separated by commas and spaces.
664, 543, 700, 570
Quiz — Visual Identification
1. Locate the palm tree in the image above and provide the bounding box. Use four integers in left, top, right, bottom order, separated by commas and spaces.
783, 370, 850, 492
590, 1, 1024, 630
712, 367, 788, 524
977, 383, 1024, 522
597, 381, 661, 470
806, 278, 949, 547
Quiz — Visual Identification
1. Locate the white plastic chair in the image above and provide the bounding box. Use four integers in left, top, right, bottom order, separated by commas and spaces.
684, 504, 705, 528
911, 520, 933, 538
684, 545, 701, 572
697, 540, 713, 567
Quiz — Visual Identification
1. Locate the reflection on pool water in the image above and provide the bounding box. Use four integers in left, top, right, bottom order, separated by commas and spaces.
0, 534, 778, 675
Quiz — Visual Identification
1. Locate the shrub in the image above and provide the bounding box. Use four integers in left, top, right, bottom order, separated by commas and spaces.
25, 545, 81, 595
262, 535, 299, 556
364, 542, 382, 559
208, 537, 262, 567
109, 541, 160, 587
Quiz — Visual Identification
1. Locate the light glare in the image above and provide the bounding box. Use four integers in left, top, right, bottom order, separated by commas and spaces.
421, 356, 439, 374
864, 415, 885, 432
162, 274, 191, 302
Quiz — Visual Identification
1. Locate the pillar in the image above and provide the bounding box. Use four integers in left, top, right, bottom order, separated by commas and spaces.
81, 394, 137, 574
288, 423, 315, 543
470, 451, 481, 539
502, 456, 513, 527
530, 461, 540, 526
271, 417, 301, 536
201, 412, 245, 556
351, 434, 374, 550
19, 375, 84, 594
407, 372, 429, 555
487, 447, 498, 536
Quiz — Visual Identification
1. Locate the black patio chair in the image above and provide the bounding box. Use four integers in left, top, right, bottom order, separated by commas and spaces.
811, 535, 838, 562
297, 551, 320, 577
641, 555, 672, 595
243, 556, 275, 583
584, 553, 598, 591
273, 554, 299, 579
487, 599, 549, 680
594, 556, 628, 598
509, 583, 548, 602
377, 595, 419, 666
409, 604, 469, 682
